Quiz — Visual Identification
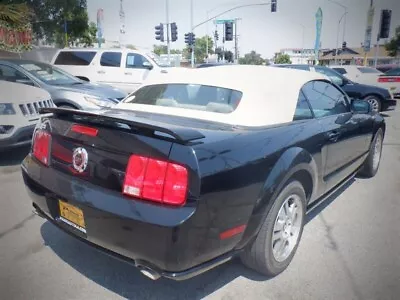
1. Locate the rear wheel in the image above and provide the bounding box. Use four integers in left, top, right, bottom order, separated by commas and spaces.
240, 180, 306, 276
364, 95, 381, 112
358, 128, 384, 178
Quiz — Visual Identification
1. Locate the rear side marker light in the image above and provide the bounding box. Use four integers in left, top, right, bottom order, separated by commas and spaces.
71, 124, 98, 137
33, 130, 51, 166
123, 155, 188, 206
220, 225, 246, 240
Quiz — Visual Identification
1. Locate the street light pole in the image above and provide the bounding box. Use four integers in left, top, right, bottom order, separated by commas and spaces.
335, 12, 347, 65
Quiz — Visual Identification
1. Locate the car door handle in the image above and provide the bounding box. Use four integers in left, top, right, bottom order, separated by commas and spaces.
124, 72, 132, 75
97, 70, 105, 74
327, 131, 340, 142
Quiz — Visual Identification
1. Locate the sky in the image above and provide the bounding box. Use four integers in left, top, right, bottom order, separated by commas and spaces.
87, 0, 400, 58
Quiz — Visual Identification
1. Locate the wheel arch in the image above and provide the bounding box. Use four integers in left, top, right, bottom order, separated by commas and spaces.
235, 146, 318, 250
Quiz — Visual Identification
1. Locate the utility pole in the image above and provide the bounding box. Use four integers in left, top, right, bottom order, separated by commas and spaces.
166, 0, 170, 65
234, 19, 238, 63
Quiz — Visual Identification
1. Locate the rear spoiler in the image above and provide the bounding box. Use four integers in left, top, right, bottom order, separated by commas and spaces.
39, 107, 205, 144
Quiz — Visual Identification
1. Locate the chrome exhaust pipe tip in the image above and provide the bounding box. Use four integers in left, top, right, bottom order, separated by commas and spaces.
137, 265, 161, 280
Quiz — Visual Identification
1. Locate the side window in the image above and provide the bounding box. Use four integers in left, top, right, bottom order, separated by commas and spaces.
100, 52, 122, 67
0, 65, 30, 83
293, 90, 313, 121
290, 65, 310, 71
54, 51, 96, 65
126, 53, 150, 68
302, 81, 349, 118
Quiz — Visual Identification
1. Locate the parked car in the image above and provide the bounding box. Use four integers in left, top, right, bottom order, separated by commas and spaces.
0, 81, 54, 151
376, 64, 399, 73
276, 64, 396, 112
51, 48, 174, 93
0, 59, 127, 110
378, 68, 400, 99
23, 65, 385, 280
329, 65, 399, 96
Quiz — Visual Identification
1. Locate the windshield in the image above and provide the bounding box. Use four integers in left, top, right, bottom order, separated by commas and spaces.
146, 52, 171, 67
19, 62, 81, 85
122, 83, 242, 114
357, 67, 382, 74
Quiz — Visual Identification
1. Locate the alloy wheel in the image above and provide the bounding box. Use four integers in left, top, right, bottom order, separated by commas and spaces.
271, 194, 304, 263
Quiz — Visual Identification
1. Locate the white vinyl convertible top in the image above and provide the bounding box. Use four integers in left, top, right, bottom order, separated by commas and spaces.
117, 65, 329, 127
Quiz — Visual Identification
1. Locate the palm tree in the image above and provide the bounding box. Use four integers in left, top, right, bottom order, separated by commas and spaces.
0, 3, 32, 25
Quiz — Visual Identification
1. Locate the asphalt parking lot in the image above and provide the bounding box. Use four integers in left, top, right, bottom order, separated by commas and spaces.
1, 107, 399, 300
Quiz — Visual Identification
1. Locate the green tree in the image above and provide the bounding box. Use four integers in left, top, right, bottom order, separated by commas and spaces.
0, 3, 33, 24
126, 44, 136, 50
4, 0, 90, 47
184, 36, 214, 63
274, 53, 292, 64
153, 44, 167, 55
79, 21, 97, 47
385, 26, 400, 57
238, 51, 265, 65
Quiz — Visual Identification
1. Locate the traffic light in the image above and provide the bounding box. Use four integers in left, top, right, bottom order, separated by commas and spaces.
342, 41, 347, 49
379, 9, 392, 39
191, 33, 196, 45
225, 22, 233, 41
184, 32, 195, 46
155, 23, 164, 42
214, 30, 219, 41
271, 0, 277, 13
170, 22, 178, 42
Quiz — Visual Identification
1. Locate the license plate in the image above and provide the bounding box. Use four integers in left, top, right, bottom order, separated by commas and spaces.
58, 200, 86, 233
390, 87, 396, 91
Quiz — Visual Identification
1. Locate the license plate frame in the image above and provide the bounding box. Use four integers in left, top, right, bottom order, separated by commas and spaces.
58, 200, 86, 233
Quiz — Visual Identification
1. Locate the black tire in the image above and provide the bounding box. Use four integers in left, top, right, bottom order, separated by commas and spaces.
364, 95, 382, 112
358, 128, 384, 178
240, 180, 306, 277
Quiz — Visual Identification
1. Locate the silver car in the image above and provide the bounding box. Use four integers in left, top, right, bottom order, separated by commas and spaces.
0, 59, 127, 110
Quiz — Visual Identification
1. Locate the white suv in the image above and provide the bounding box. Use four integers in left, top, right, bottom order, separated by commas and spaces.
0, 81, 54, 151
51, 48, 173, 94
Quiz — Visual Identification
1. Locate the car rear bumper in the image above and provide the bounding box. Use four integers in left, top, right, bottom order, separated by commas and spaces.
0, 124, 35, 151
21, 154, 241, 280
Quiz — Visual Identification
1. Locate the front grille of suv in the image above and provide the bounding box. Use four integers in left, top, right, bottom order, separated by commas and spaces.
19, 100, 54, 116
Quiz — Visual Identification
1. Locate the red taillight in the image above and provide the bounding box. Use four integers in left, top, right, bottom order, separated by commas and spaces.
123, 155, 188, 206
71, 124, 98, 137
32, 130, 51, 166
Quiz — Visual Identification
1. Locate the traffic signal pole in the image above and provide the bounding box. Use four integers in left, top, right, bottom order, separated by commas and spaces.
166, 0, 171, 65
191, 0, 195, 67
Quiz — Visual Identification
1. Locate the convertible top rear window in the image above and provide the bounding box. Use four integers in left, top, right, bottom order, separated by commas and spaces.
124, 84, 242, 114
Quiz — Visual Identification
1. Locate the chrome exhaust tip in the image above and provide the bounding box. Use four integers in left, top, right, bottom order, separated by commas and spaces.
137, 265, 161, 280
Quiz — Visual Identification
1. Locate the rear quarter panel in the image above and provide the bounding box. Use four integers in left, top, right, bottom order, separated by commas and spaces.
190, 119, 326, 260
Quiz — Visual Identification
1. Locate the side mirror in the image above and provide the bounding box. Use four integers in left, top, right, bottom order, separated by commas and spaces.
16, 79, 35, 87
351, 99, 371, 114
142, 61, 153, 70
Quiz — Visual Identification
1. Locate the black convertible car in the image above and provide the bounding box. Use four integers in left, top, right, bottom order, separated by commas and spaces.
275, 64, 396, 112
22, 66, 385, 280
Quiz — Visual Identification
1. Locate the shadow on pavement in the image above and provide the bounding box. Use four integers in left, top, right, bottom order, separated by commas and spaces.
39, 178, 355, 299
306, 177, 355, 223
0, 146, 30, 167
40, 222, 268, 300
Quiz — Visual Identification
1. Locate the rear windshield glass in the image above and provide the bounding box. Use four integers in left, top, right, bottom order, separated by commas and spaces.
123, 84, 242, 114
357, 67, 381, 74
54, 51, 96, 66
384, 68, 400, 76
